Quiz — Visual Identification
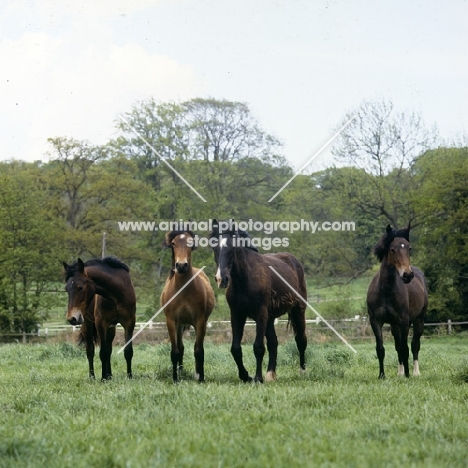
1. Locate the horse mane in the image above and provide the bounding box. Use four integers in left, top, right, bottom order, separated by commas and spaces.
373, 225, 411, 262
163, 230, 196, 247
64, 256, 129, 280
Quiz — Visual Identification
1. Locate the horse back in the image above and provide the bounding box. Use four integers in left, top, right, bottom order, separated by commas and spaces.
262, 252, 307, 311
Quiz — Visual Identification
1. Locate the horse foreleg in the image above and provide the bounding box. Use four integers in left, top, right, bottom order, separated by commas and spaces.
392, 322, 410, 377
99, 325, 115, 381
177, 325, 185, 374
370, 319, 386, 379
81, 320, 95, 379
265, 318, 278, 382
194, 319, 207, 383
230, 313, 252, 383
411, 318, 424, 376
166, 319, 180, 383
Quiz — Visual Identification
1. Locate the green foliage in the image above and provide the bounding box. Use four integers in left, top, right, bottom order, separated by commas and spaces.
411, 147, 468, 321
0, 162, 64, 333
0, 97, 465, 328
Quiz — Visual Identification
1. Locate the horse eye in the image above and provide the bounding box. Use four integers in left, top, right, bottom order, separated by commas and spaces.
77, 285, 84, 291
390, 248, 395, 253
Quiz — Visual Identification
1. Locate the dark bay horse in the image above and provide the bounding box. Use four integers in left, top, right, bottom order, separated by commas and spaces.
367, 225, 428, 379
160, 230, 215, 383
210, 222, 307, 383
63, 257, 136, 381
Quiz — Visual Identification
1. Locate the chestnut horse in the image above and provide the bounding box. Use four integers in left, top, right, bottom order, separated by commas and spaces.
210, 221, 307, 383
63, 257, 136, 381
367, 225, 428, 379
160, 230, 215, 383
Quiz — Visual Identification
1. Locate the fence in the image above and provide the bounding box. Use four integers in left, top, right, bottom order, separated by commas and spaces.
1, 317, 467, 344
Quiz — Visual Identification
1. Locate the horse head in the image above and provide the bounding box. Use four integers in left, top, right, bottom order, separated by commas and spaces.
62, 258, 96, 325
210, 219, 257, 288
375, 224, 414, 284
164, 230, 196, 276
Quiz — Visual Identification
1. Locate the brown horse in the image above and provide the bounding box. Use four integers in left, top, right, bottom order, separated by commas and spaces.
210, 221, 307, 383
160, 230, 215, 383
63, 257, 136, 381
367, 225, 428, 379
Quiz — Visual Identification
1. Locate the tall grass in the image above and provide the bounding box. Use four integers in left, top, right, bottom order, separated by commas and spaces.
0, 337, 467, 467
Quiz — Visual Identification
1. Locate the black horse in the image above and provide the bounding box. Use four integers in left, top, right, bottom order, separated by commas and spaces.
210, 221, 307, 383
367, 225, 428, 379
63, 257, 136, 381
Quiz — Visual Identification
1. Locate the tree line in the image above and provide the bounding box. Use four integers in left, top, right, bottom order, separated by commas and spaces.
0, 97, 466, 334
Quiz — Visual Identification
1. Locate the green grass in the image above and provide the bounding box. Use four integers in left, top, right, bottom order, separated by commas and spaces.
0, 337, 467, 467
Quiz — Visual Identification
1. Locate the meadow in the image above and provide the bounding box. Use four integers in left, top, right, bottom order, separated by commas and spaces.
0, 336, 467, 468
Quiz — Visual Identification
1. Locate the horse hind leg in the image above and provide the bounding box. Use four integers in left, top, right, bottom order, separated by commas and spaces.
265, 318, 278, 382
123, 320, 135, 379
289, 305, 307, 372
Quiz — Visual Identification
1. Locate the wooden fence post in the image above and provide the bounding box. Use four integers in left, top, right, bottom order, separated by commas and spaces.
447, 319, 452, 335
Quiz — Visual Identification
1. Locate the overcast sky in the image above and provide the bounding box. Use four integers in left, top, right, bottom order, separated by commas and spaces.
1, 0, 467, 170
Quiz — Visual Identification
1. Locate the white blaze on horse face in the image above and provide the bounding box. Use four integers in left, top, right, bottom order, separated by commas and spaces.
215, 237, 228, 286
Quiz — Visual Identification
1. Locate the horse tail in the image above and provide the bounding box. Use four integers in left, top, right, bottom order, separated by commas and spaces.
287, 258, 307, 336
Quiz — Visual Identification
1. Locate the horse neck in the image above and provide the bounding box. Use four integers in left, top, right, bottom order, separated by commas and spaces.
378, 256, 399, 292
85, 266, 125, 302
230, 248, 253, 287
172, 264, 195, 286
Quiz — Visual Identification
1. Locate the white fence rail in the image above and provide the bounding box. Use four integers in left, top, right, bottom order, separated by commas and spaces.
1, 317, 466, 343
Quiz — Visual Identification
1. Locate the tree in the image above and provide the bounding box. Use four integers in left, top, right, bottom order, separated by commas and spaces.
331, 98, 438, 228
411, 146, 468, 321
0, 162, 63, 338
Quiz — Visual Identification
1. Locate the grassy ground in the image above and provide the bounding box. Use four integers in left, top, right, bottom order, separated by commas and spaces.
0, 336, 467, 468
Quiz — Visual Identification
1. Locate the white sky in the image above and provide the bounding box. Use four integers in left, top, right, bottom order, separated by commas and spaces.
1, 0, 467, 170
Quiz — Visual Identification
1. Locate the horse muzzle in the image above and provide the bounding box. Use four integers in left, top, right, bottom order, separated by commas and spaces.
67, 309, 84, 326
402, 271, 414, 284
175, 262, 189, 274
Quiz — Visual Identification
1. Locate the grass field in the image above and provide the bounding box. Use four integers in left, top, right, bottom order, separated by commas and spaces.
1, 336, 467, 468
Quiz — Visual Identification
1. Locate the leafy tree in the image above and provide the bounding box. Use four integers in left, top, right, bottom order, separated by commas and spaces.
412, 146, 468, 321
0, 162, 64, 338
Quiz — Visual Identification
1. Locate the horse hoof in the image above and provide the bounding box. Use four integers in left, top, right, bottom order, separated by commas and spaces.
378, 373, 386, 379
265, 371, 277, 382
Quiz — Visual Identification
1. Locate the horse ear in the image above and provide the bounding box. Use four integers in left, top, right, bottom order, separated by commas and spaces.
62, 261, 69, 271
237, 229, 251, 239
386, 225, 393, 235
211, 219, 219, 235
77, 258, 85, 273
407, 222, 411, 233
